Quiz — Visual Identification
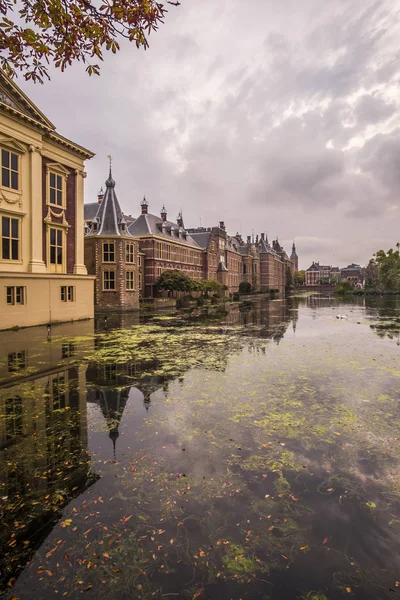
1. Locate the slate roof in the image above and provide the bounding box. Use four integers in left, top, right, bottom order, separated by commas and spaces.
86, 170, 133, 237
84, 202, 100, 223
189, 231, 212, 249
128, 213, 201, 248
307, 262, 321, 271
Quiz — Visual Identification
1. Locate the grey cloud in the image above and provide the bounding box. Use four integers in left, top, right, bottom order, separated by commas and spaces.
354, 94, 396, 125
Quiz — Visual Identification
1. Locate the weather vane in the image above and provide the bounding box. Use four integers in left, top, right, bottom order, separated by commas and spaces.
107, 154, 112, 170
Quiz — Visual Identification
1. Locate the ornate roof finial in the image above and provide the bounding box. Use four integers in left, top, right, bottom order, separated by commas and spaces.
106, 154, 115, 188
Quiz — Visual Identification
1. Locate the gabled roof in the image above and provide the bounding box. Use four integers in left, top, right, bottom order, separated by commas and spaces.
86, 170, 133, 237
128, 213, 201, 248
0, 71, 94, 159
307, 262, 321, 271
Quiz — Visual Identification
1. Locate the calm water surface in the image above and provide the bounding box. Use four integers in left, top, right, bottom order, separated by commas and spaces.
1, 295, 400, 600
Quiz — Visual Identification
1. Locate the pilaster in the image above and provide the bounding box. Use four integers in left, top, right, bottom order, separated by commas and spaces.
73, 169, 88, 275
27, 145, 47, 273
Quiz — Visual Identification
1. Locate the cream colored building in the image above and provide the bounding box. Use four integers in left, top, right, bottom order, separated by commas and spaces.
0, 72, 95, 330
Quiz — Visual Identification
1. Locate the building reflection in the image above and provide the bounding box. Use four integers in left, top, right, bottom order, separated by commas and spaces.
0, 321, 97, 592
0, 299, 299, 591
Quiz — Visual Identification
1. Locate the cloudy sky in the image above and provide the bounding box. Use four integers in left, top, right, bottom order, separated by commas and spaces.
20, 0, 400, 269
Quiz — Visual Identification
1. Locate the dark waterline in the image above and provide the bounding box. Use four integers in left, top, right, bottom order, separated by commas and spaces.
1, 295, 400, 600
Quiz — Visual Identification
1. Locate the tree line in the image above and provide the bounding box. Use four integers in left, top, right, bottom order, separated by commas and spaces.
365, 245, 400, 292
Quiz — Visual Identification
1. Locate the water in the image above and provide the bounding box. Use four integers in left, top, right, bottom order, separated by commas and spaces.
1, 295, 400, 600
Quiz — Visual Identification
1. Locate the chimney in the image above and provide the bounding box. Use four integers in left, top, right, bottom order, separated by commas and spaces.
97, 186, 104, 204
219, 221, 226, 231
141, 195, 148, 215
261, 233, 265, 240
161, 205, 167, 222
177, 210, 184, 228
256, 234, 259, 244
247, 235, 251, 244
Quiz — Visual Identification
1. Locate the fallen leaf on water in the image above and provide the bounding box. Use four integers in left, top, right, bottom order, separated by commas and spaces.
395, 581, 400, 588
60, 519, 72, 528
300, 546, 308, 551
323, 537, 329, 544
170, 538, 174, 544
84, 585, 92, 592
345, 587, 352, 593
333, 432, 341, 436
192, 588, 205, 599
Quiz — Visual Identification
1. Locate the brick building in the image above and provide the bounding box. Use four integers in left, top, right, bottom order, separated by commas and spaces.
128, 200, 203, 298
84, 169, 140, 310
341, 263, 362, 283
187, 222, 242, 293
305, 262, 340, 285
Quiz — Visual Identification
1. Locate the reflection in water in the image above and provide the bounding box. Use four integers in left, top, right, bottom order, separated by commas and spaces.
1, 297, 400, 600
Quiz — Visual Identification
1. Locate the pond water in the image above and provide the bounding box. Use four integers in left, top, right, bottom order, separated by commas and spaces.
1, 294, 400, 600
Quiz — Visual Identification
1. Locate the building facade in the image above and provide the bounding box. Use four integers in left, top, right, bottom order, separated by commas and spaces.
84, 170, 140, 310
187, 222, 242, 293
128, 200, 203, 298
0, 72, 94, 330
341, 263, 362, 284
305, 262, 340, 285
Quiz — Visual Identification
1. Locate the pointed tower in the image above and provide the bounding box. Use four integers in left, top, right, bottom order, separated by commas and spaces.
290, 241, 298, 272
84, 163, 140, 310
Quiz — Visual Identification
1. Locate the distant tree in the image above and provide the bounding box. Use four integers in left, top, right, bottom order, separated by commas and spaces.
285, 265, 293, 294
156, 270, 193, 293
365, 258, 379, 289
294, 270, 305, 286
334, 280, 354, 295
239, 281, 252, 294
374, 247, 400, 292
0, 0, 178, 82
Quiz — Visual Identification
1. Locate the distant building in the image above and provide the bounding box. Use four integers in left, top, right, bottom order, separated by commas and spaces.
85, 193, 297, 299
341, 263, 362, 284
305, 262, 340, 285
290, 242, 298, 272
84, 169, 141, 310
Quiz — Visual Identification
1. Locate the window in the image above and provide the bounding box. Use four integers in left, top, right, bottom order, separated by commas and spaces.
5, 396, 23, 442
49, 227, 63, 268
104, 364, 117, 381
8, 351, 26, 372
157, 267, 162, 278
1, 149, 19, 190
166, 245, 171, 260
49, 172, 63, 206
126, 271, 135, 290
138, 255, 142, 267
103, 270, 116, 290
6, 286, 25, 305
156, 242, 162, 258
126, 243, 135, 263
62, 343, 75, 358
60, 286, 74, 302
139, 272, 142, 290
2, 215, 20, 260
103, 242, 115, 262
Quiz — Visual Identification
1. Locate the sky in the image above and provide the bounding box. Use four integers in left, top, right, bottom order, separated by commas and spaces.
19, 0, 400, 269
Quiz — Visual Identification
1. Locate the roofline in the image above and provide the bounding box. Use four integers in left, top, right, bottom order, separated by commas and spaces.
1, 70, 55, 129
128, 232, 205, 250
